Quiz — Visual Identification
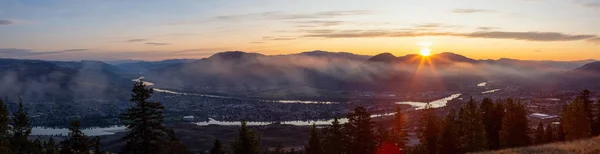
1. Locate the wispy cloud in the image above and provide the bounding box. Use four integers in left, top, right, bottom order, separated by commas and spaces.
125, 39, 147, 42
451, 9, 496, 14
478, 27, 499, 31
250, 42, 265, 44
263, 36, 296, 41
588, 37, 600, 44
145, 42, 170, 46
291, 20, 344, 27
300, 29, 598, 42
0, 19, 13, 25
170, 10, 373, 25
584, 2, 600, 8
0, 48, 87, 57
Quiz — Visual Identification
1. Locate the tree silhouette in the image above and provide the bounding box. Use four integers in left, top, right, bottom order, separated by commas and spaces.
344, 107, 376, 154
439, 109, 459, 154
418, 104, 440, 154
231, 121, 261, 154
10, 98, 32, 153
45, 137, 59, 154
481, 98, 503, 150
544, 124, 554, 143
458, 98, 486, 152
500, 99, 530, 148
94, 136, 104, 154
0, 99, 9, 153
534, 122, 545, 145
61, 120, 90, 154
210, 139, 225, 154
305, 124, 323, 154
322, 118, 344, 154
120, 81, 185, 154
561, 98, 591, 140
391, 106, 408, 151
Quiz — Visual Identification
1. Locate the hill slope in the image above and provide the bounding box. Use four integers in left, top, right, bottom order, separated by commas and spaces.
474, 137, 600, 154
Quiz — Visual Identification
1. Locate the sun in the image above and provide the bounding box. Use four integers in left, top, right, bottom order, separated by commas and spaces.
420, 48, 431, 56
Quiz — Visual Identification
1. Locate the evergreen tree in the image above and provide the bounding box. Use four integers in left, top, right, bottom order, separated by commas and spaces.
45, 137, 59, 154
163, 129, 188, 154
32, 138, 44, 153
577, 90, 597, 135
61, 120, 90, 154
544, 124, 554, 143
417, 104, 440, 154
555, 123, 566, 141
534, 122, 545, 145
231, 121, 261, 154
561, 98, 591, 140
93, 136, 103, 154
458, 98, 486, 152
210, 139, 225, 154
322, 118, 344, 154
500, 98, 530, 148
0, 98, 9, 154
344, 107, 376, 154
439, 109, 459, 154
305, 124, 323, 154
391, 106, 408, 151
10, 98, 32, 153
120, 81, 183, 154
480, 98, 503, 150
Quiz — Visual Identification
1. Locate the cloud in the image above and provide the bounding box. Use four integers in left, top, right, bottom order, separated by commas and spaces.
263, 36, 296, 40
291, 20, 344, 27
172, 10, 373, 25
145, 42, 170, 46
250, 42, 265, 44
451, 9, 496, 14
300, 29, 598, 41
125, 39, 147, 42
588, 37, 600, 44
584, 2, 600, 8
478, 27, 499, 31
0, 48, 86, 57
0, 20, 13, 25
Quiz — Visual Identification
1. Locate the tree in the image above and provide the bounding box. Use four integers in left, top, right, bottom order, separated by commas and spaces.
45, 137, 59, 154
561, 98, 591, 140
500, 98, 530, 148
305, 124, 323, 154
534, 122, 545, 145
417, 104, 440, 154
210, 139, 225, 154
439, 109, 459, 154
555, 123, 566, 142
577, 90, 597, 135
0, 98, 9, 153
544, 124, 554, 143
322, 118, 344, 154
94, 136, 103, 154
231, 121, 261, 154
10, 98, 32, 153
458, 98, 486, 152
480, 98, 503, 150
391, 106, 408, 151
344, 107, 376, 154
61, 120, 90, 154
163, 129, 188, 154
120, 81, 184, 154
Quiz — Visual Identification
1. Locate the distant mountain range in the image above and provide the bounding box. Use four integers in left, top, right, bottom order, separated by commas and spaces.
0, 50, 598, 100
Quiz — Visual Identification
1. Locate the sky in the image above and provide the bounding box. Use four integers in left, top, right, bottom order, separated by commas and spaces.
0, 0, 599, 61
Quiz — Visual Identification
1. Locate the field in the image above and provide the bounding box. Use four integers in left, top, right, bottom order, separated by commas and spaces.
474, 137, 600, 154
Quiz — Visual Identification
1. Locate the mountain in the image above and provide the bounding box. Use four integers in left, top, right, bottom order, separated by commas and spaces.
291, 50, 370, 61
0, 58, 129, 101
574, 61, 600, 73
115, 59, 196, 74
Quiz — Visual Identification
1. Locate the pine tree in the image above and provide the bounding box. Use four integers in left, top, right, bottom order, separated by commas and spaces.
93, 136, 103, 154
120, 81, 184, 154
45, 137, 59, 154
458, 98, 486, 152
480, 98, 503, 150
534, 122, 545, 144
344, 106, 376, 154
578, 90, 597, 135
231, 121, 261, 154
391, 106, 408, 151
500, 98, 530, 148
322, 118, 344, 154
544, 124, 554, 143
210, 139, 225, 154
418, 104, 440, 154
305, 124, 323, 154
555, 123, 566, 141
561, 98, 591, 140
0, 98, 9, 154
163, 129, 188, 154
61, 120, 90, 154
10, 98, 32, 153
439, 109, 459, 154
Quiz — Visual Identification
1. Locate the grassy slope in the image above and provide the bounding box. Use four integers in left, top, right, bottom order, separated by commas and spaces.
473, 137, 600, 154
